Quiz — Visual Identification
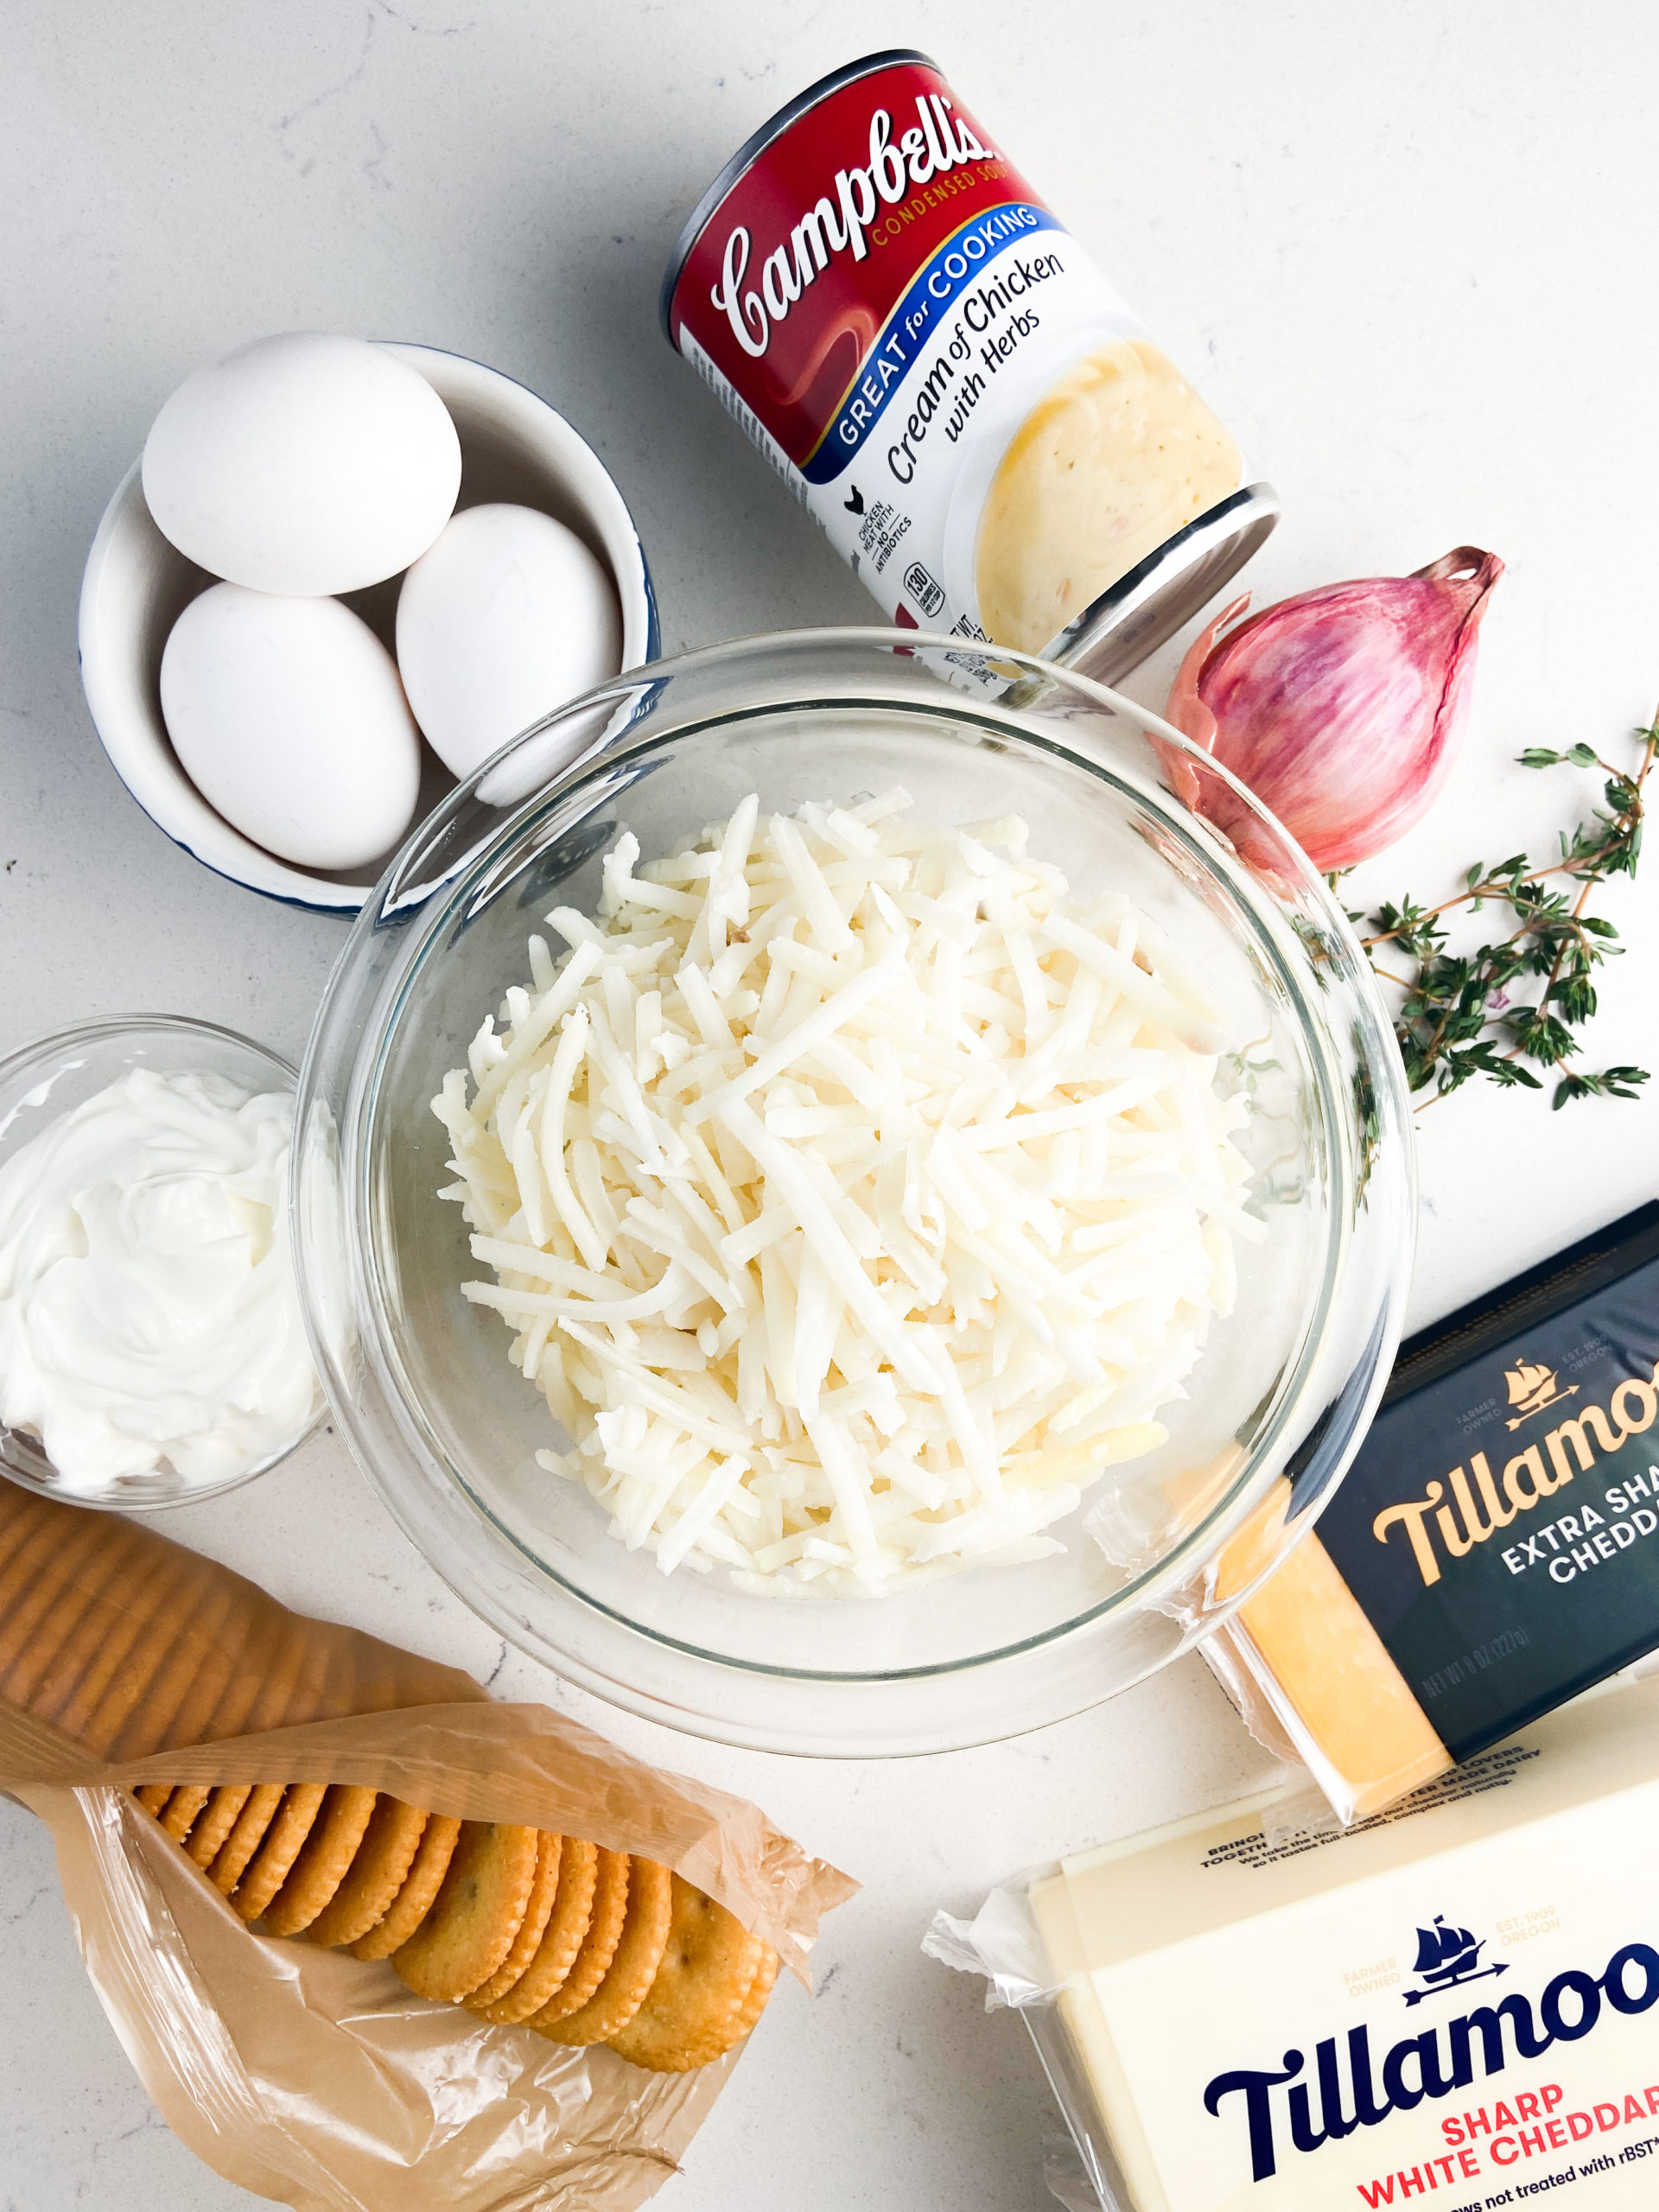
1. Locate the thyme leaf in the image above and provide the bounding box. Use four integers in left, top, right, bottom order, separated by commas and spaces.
1353, 720, 1656, 1110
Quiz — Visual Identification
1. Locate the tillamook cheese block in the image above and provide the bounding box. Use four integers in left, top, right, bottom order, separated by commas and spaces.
1030, 1677, 1659, 2210
1205, 1203, 1659, 1819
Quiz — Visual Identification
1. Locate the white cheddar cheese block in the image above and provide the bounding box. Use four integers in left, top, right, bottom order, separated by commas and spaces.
1029, 1675, 1659, 2210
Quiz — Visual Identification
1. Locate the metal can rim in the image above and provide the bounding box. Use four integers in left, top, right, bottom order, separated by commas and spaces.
658, 47, 938, 347
1045, 483, 1281, 690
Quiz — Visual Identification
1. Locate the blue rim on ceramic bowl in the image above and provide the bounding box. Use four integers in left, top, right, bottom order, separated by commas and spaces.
77, 342, 660, 918
0, 1013, 327, 1510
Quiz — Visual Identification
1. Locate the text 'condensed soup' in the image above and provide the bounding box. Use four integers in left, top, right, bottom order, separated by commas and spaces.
662, 50, 1275, 677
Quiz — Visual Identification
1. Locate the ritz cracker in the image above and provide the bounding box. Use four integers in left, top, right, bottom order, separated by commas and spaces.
662, 49, 1277, 682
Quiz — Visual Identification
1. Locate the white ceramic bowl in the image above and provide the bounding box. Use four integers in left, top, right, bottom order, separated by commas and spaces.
78, 343, 660, 916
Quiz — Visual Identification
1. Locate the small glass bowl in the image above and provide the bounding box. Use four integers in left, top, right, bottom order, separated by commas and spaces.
0, 1014, 324, 1510
297, 629, 1416, 1754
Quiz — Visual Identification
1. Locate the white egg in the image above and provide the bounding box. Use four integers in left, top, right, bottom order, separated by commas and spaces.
142, 333, 462, 596
394, 503, 622, 779
160, 584, 423, 872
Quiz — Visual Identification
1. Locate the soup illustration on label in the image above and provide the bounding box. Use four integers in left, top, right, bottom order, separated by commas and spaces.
661, 49, 1278, 682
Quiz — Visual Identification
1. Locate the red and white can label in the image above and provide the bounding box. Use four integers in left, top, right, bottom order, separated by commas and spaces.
665, 54, 1245, 660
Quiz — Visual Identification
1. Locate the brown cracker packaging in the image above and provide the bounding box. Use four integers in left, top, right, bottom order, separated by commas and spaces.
0, 1484, 855, 2212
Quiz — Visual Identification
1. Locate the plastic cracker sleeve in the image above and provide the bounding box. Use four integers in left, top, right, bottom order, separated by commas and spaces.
0, 1487, 856, 2212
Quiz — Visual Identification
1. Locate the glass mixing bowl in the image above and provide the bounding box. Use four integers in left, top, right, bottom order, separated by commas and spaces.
296, 630, 1414, 1753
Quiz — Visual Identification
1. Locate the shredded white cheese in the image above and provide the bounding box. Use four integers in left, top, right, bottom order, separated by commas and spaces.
433, 793, 1258, 1596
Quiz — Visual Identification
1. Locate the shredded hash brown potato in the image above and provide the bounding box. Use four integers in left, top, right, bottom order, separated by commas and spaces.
433, 792, 1258, 1595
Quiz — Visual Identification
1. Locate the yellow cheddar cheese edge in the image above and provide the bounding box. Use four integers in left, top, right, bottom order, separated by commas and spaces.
1209, 1480, 1453, 1820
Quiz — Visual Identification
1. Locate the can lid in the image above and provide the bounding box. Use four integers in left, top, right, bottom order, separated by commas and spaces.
658, 48, 938, 346
1044, 485, 1281, 690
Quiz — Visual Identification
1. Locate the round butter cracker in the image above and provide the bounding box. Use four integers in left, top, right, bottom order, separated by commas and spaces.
51, 1547, 199, 1749
531, 1854, 672, 2049
161, 1784, 213, 1840
472, 1836, 599, 2025
207, 1783, 287, 1895
156, 1591, 257, 1754
0, 1502, 86, 1616
195, 1619, 278, 1745
79, 1554, 219, 1758
262, 1784, 379, 1937
223, 1621, 315, 1742
391, 1821, 541, 2002
349, 1815, 462, 1963
521, 1845, 628, 2026
107, 1575, 241, 1759
607, 1878, 774, 2072
3, 1516, 147, 1713
728, 1942, 781, 2041
306, 1796, 429, 1951
0, 1509, 112, 1694
0, 1491, 55, 1585
33, 1533, 175, 1727
463, 1829, 563, 2008
231, 1783, 328, 1923
188, 1784, 255, 1870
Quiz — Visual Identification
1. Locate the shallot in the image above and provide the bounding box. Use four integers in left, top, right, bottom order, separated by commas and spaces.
1160, 548, 1503, 873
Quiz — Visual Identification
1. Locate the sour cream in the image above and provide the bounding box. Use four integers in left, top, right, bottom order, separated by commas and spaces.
0, 1068, 321, 1493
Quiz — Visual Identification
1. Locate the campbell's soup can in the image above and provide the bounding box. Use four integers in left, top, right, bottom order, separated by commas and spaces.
662, 49, 1278, 685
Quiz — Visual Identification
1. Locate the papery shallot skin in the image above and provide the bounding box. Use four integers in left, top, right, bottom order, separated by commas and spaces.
1162, 548, 1503, 874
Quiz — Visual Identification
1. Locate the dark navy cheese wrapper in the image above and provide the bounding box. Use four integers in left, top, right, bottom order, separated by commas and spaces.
1317, 1202, 1659, 1760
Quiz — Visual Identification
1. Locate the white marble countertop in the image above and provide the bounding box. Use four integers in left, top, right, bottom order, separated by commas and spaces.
3, 3, 1657, 2206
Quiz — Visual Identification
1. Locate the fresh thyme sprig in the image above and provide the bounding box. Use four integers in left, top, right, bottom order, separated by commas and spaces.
1350, 719, 1655, 1109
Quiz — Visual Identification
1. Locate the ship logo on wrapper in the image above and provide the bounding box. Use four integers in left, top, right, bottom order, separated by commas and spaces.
1402, 1915, 1508, 2007
1202, 1930, 1659, 2185
1503, 1357, 1578, 1430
